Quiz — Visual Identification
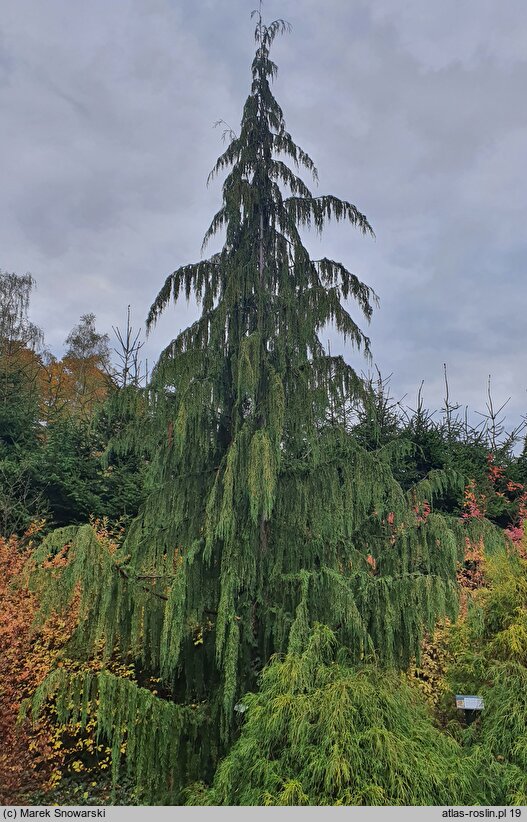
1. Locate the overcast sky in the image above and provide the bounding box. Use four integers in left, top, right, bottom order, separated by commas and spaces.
2, 0, 527, 438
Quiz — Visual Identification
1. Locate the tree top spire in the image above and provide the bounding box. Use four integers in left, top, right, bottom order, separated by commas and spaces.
251, 6, 291, 51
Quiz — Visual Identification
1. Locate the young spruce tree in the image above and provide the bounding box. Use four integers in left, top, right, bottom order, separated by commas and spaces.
29, 15, 470, 802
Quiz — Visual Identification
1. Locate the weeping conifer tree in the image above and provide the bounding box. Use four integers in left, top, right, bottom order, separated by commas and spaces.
29, 13, 469, 802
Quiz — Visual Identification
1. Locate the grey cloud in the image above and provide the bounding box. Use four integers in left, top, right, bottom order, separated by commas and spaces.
2, 0, 526, 439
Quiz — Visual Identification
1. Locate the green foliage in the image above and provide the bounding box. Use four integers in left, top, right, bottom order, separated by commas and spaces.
448, 545, 527, 680
27, 667, 206, 805
186, 625, 491, 806
350, 372, 525, 526
35, 405, 146, 527
8, 12, 527, 807
446, 540, 527, 804
0, 358, 46, 536
26, 774, 139, 808
0, 374, 146, 536
0, 448, 46, 537
0, 267, 146, 536
26, 16, 481, 803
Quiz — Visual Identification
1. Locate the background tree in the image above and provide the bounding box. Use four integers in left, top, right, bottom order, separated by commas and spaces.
0, 271, 145, 534
57, 313, 112, 418
0, 270, 43, 352
35, 315, 146, 526
64, 313, 110, 364
111, 306, 146, 389
0, 271, 46, 534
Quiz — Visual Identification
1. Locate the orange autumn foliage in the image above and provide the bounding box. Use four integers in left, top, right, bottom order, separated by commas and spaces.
39, 354, 112, 422
0, 525, 76, 804
0, 342, 111, 426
